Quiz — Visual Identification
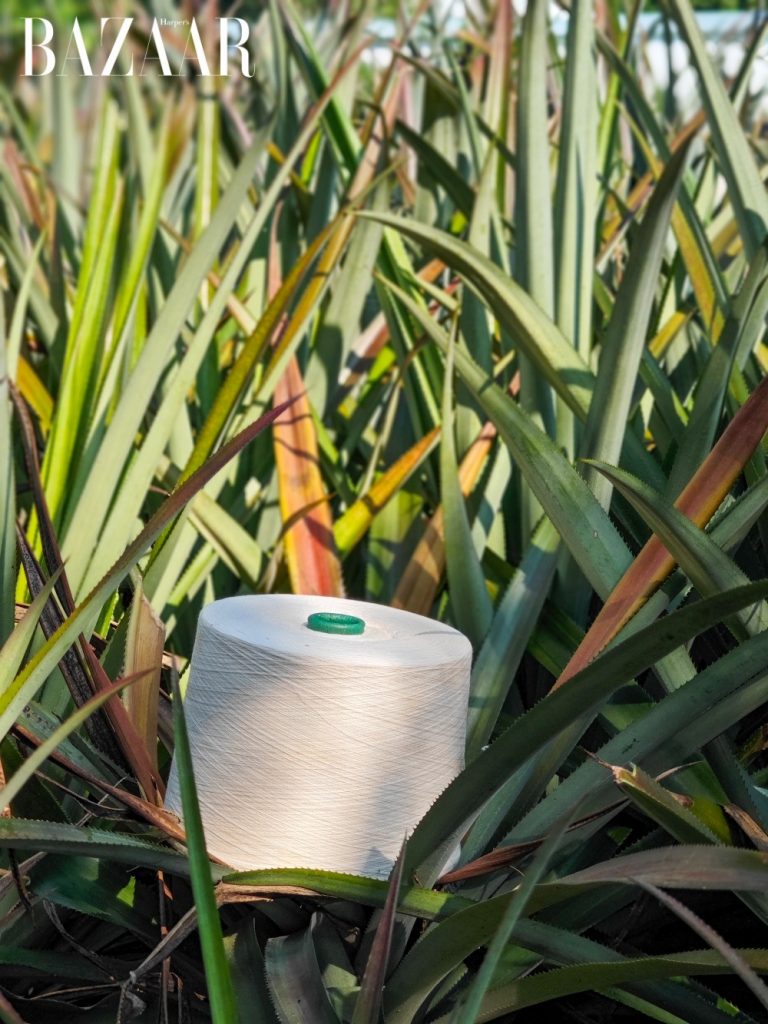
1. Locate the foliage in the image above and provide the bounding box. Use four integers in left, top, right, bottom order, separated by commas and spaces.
1, 0, 768, 1021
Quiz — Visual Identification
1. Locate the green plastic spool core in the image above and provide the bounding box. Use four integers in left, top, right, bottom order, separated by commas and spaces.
307, 612, 365, 635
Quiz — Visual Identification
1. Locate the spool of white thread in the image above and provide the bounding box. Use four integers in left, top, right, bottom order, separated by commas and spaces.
164, 594, 472, 877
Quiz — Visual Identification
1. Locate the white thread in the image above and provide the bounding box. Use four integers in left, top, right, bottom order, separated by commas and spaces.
164, 595, 472, 877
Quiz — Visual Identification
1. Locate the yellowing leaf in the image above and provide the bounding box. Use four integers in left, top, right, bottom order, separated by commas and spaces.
123, 585, 165, 774
392, 422, 495, 615
334, 426, 441, 557
16, 355, 53, 434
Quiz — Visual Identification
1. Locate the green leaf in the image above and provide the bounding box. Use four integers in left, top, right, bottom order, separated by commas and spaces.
665, 0, 768, 258
396, 121, 474, 217
312, 914, 361, 1021
0, 947, 109, 983
536, 845, 768, 905
223, 867, 467, 921
351, 839, 405, 1024
516, 0, 554, 318
554, 0, 597, 364
454, 800, 583, 1023
0, 570, 61, 693
515, 0, 556, 502
0, 671, 147, 813
223, 920, 280, 1024
667, 245, 768, 498
466, 517, 560, 759
377, 279, 631, 599
638, 880, 768, 1014
0, 301, 15, 647
0, 401, 289, 748
59, 133, 263, 591
612, 764, 724, 846
41, 99, 123, 531
0, 818, 192, 875
31, 853, 157, 940
265, 921, 343, 1024
588, 460, 768, 640
581, 141, 689, 510
505, 625, 768, 845
363, 210, 667, 492
366, 213, 594, 418
171, 673, 238, 1024
462, 948, 768, 1022
404, 581, 768, 881
441, 327, 493, 648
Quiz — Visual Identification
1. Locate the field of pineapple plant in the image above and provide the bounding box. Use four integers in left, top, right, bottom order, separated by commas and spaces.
3, 0, 768, 1020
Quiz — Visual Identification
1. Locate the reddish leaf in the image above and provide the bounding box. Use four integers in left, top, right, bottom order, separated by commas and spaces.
273, 358, 345, 596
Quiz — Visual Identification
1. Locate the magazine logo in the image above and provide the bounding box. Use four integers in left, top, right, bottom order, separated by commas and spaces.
22, 17, 254, 77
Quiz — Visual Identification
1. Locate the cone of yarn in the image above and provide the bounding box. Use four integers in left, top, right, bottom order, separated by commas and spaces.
164, 594, 472, 877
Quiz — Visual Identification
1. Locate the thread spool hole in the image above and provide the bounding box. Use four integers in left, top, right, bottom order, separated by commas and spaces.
307, 612, 365, 635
